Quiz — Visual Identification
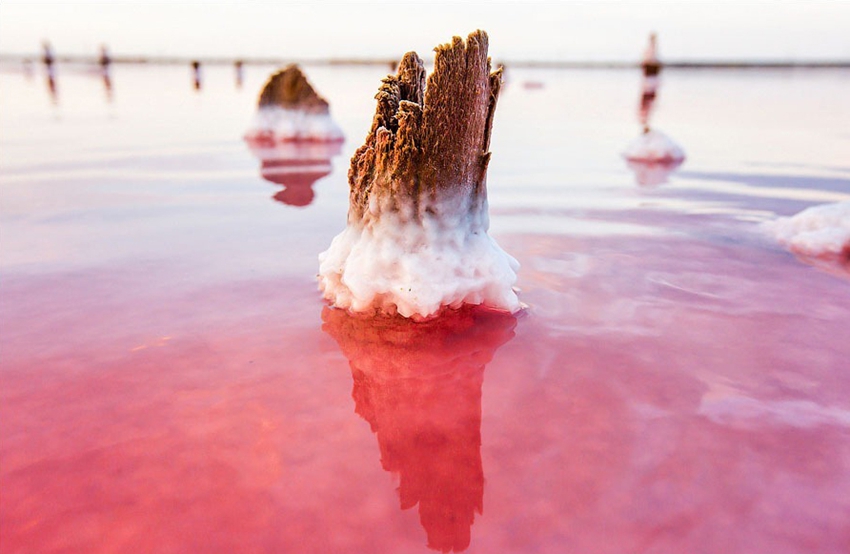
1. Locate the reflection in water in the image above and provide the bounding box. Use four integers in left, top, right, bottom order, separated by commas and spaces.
46, 73, 58, 104
322, 306, 517, 553
23, 58, 35, 79
102, 72, 113, 102
788, 248, 850, 280
245, 140, 341, 207
627, 158, 683, 187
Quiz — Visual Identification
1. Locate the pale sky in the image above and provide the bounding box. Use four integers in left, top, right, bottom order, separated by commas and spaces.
1, 1, 849, 63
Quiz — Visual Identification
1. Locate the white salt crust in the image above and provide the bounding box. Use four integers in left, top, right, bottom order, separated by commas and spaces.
319, 192, 520, 319
763, 201, 850, 256
246, 107, 343, 142
622, 129, 686, 163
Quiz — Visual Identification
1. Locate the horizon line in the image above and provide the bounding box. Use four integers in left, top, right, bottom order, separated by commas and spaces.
1, 52, 849, 70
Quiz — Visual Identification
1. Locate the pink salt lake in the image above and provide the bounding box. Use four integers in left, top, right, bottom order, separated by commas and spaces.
1, 63, 849, 553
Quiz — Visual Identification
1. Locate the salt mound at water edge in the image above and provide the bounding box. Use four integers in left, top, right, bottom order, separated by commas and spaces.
622, 129, 686, 163
319, 190, 519, 318
763, 201, 850, 257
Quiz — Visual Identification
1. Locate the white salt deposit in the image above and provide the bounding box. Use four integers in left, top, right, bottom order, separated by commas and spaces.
763, 201, 850, 256
318, 192, 520, 319
622, 130, 686, 163
246, 107, 343, 143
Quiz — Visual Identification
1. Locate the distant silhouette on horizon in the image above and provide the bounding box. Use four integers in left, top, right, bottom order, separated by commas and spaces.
639, 32, 661, 132
235, 60, 244, 89
99, 45, 113, 102
191, 60, 201, 91
42, 41, 58, 104
98, 45, 111, 75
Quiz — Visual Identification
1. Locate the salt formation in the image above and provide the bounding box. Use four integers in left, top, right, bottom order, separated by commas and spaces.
623, 33, 686, 169
319, 31, 520, 318
322, 305, 516, 553
622, 129, 686, 164
764, 201, 850, 258
245, 65, 343, 143
245, 66, 343, 206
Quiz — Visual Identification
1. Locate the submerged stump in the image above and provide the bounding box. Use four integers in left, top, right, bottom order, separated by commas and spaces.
319, 30, 520, 318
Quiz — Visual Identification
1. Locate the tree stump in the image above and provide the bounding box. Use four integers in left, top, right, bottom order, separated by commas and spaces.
319, 30, 520, 318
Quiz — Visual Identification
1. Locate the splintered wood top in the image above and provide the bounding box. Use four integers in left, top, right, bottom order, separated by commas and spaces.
348, 30, 502, 220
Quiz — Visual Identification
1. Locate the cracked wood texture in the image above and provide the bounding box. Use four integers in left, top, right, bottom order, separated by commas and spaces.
348, 30, 502, 221
257, 64, 330, 113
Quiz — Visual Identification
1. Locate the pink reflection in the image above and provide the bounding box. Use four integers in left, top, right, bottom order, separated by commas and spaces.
627, 158, 684, 187
46, 73, 58, 104
322, 306, 517, 553
791, 251, 850, 280
245, 139, 342, 207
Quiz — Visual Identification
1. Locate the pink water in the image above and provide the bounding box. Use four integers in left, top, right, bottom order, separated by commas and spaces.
1, 63, 850, 553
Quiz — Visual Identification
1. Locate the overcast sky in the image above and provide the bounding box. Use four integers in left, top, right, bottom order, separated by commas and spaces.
1, 1, 849, 62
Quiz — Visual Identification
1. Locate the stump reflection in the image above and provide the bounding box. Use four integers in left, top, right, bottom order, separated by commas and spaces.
322, 306, 517, 552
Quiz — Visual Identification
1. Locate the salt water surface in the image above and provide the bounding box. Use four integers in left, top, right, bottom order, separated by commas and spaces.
1, 63, 850, 553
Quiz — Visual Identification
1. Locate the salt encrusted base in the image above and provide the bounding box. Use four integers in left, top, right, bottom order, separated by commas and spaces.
623, 129, 686, 163
763, 201, 850, 257
245, 107, 344, 143
319, 192, 519, 319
